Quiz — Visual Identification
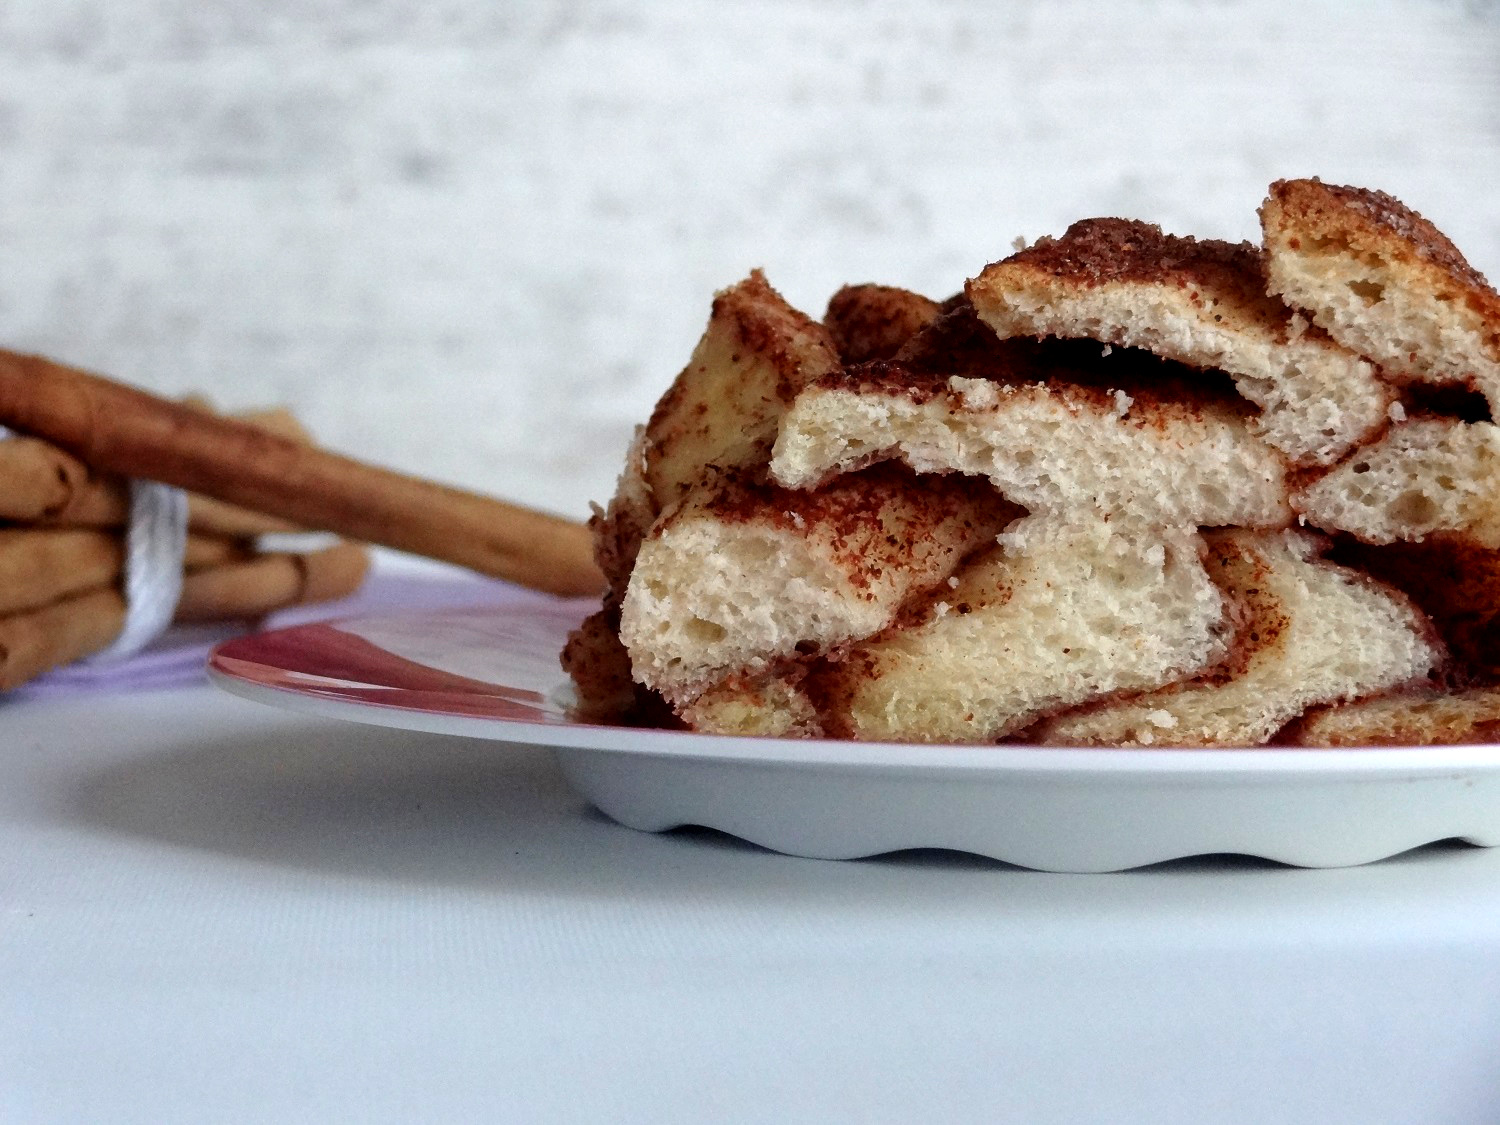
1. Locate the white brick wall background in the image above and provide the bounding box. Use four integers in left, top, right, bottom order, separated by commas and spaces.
1, 0, 1497, 519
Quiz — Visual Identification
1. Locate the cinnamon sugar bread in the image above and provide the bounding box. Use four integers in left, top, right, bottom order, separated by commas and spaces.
567, 179, 1500, 746
1035, 530, 1441, 747
1261, 178, 1500, 416
1295, 417, 1500, 547
1331, 534, 1500, 680
564, 271, 839, 720
770, 355, 1289, 528
642, 270, 842, 511
812, 517, 1229, 743
674, 671, 823, 738
824, 284, 943, 364
966, 219, 1392, 466
619, 464, 1016, 704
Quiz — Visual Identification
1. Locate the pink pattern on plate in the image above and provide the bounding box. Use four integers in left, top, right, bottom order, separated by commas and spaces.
210, 605, 590, 723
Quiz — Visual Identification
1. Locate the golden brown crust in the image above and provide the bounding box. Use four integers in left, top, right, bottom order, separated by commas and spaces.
824, 284, 942, 364
646, 271, 829, 435
587, 429, 654, 609
1286, 685, 1500, 747
561, 608, 678, 727
995, 218, 1263, 289
561, 609, 632, 717
972, 219, 1303, 344
1261, 179, 1500, 374
643, 270, 841, 507
1266, 179, 1494, 295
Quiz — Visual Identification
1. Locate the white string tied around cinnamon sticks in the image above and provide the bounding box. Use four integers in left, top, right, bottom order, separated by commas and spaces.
86, 478, 189, 662
0, 426, 190, 662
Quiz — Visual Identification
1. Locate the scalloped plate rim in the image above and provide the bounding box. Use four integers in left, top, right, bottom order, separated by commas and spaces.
205, 605, 1500, 871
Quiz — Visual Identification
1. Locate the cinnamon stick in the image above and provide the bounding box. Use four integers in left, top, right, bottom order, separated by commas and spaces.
0, 352, 603, 596
183, 534, 256, 572
183, 410, 312, 534
229, 405, 313, 444
174, 542, 370, 622
0, 435, 127, 524
0, 541, 371, 688
0, 527, 123, 614
184, 496, 303, 538
0, 528, 257, 615
13, 405, 310, 535
26, 492, 298, 540
0, 587, 126, 690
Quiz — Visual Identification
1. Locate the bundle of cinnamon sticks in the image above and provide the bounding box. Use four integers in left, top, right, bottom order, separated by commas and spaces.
0, 406, 371, 688
0, 349, 604, 690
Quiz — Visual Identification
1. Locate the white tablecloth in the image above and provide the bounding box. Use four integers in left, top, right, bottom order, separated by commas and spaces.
6, 674, 1500, 1124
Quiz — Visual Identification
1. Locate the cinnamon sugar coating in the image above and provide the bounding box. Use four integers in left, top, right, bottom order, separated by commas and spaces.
824, 284, 942, 364
1267, 179, 1492, 293
982, 219, 1301, 342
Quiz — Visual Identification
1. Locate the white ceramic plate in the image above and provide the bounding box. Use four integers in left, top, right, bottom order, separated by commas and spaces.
207, 603, 1500, 872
